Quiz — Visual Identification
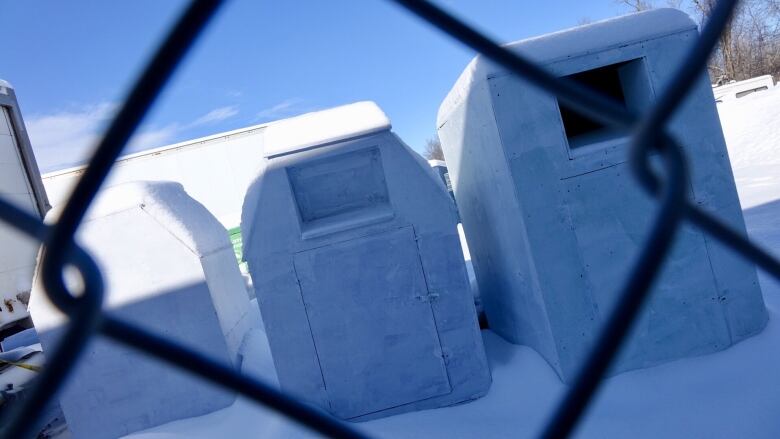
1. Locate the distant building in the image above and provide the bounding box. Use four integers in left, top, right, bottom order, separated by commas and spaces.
713, 75, 775, 103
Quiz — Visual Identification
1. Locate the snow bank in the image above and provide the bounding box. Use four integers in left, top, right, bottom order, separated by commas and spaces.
718, 86, 780, 209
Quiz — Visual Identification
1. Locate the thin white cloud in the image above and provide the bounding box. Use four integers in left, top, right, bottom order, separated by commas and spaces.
127, 124, 180, 152
26, 103, 240, 172
190, 105, 239, 126
25, 102, 117, 171
255, 98, 306, 120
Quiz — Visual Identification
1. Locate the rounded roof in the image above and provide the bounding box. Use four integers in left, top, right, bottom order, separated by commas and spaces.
438, 8, 697, 127
47, 181, 230, 256
263, 101, 391, 158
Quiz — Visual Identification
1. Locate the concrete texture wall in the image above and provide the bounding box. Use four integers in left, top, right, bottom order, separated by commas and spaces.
437, 9, 768, 383
28, 182, 257, 439
242, 102, 490, 420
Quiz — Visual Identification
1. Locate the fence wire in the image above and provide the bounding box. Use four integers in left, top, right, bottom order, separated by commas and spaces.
0, 0, 778, 438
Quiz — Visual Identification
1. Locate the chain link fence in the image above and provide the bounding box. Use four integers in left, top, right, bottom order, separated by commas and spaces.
0, 1, 778, 438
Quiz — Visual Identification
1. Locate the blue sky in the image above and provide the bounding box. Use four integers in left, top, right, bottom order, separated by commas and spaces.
3, 0, 649, 172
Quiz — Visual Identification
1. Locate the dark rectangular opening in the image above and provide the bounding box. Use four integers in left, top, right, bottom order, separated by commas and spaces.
287, 147, 394, 238
736, 86, 768, 98
558, 58, 652, 151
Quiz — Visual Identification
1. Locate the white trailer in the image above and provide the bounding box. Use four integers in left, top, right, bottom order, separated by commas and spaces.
713, 75, 775, 103
43, 123, 270, 228
0, 80, 49, 331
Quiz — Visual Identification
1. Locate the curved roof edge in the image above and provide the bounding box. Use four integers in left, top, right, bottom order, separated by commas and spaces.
46, 181, 230, 256
438, 8, 697, 127
263, 101, 391, 158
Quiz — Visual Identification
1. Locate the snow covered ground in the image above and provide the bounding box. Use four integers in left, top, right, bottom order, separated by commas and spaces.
719, 86, 780, 209
124, 87, 780, 439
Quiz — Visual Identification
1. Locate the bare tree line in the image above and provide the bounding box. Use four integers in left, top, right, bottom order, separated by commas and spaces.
618, 0, 780, 84
424, 136, 445, 161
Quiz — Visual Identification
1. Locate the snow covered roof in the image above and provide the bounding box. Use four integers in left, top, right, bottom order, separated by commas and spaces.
0, 79, 14, 94
501, 8, 694, 65
438, 8, 697, 127
46, 181, 231, 255
263, 101, 391, 158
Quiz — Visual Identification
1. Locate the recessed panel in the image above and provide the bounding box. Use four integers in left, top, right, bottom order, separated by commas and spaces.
557, 58, 652, 151
288, 147, 390, 224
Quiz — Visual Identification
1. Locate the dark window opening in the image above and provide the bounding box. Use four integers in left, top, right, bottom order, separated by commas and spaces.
558, 58, 652, 150
736, 86, 768, 98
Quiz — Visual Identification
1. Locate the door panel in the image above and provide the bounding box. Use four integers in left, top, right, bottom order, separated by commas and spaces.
562, 163, 731, 362
293, 226, 451, 418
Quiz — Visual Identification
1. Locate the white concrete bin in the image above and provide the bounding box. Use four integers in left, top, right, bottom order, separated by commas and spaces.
28, 181, 256, 439
242, 102, 490, 421
437, 9, 768, 382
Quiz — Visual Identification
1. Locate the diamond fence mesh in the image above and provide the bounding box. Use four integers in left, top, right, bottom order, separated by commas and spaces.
0, 1, 778, 438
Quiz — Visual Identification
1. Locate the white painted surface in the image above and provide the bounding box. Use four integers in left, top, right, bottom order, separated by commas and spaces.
0, 106, 40, 329
42, 124, 268, 229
